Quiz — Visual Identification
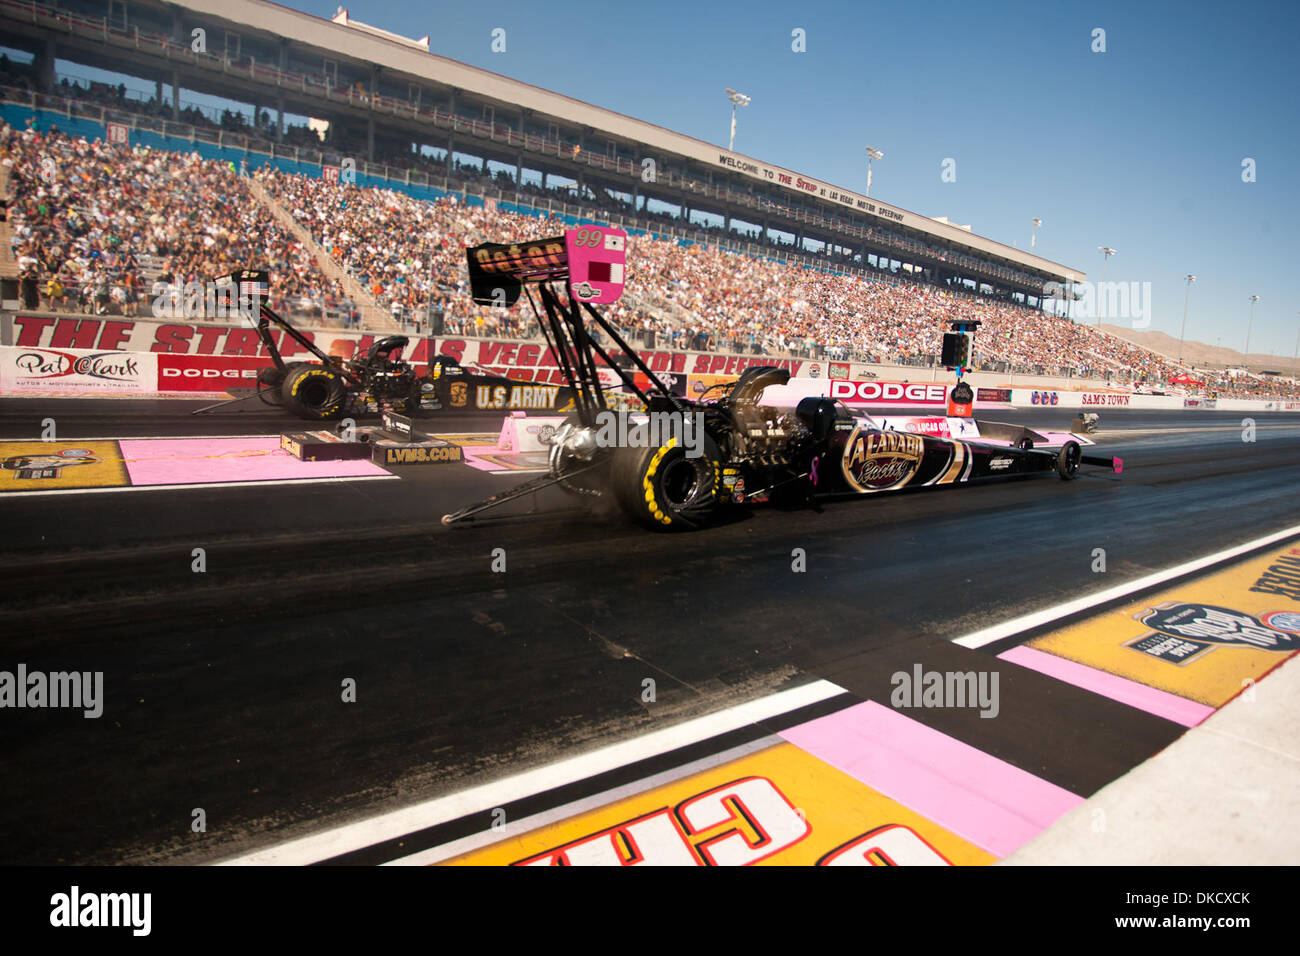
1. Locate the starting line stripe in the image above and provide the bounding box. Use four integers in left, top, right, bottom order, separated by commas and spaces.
218, 679, 846, 866
952, 523, 1300, 649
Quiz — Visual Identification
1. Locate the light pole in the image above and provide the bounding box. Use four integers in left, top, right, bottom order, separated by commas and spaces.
1244, 295, 1259, 366
1097, 246, 1116, 326
1178, 274, 1196, 364
865, 146, 883, 198
726, 89, 750, 151
1293, 313, 1300, 378
1031, 217, 1042, 249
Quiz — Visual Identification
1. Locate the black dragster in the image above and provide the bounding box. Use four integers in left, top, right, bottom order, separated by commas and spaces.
440, 226, 1122, 530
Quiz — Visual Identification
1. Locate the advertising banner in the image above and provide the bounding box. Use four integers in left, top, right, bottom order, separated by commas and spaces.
0, 345, 156, 394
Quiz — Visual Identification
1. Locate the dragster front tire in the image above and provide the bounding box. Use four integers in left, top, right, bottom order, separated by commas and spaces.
281, 364, 346, 420
1056, 440, 1082, 480
612, 433, 722, 530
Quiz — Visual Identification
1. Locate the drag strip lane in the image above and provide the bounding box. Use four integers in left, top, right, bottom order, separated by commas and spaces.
0, 409, 1298, 863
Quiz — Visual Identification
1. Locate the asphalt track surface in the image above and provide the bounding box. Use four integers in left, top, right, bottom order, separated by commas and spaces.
2, 397, 1298, 864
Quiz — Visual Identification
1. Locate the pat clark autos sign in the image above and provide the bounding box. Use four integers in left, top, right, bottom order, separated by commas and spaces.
0, 346, 155, 394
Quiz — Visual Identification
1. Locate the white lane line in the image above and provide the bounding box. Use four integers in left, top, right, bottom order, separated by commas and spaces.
954, 523, 1300, 649
0, 475, 399, 498
386, 736, 781, 866
218, 679, 846, 866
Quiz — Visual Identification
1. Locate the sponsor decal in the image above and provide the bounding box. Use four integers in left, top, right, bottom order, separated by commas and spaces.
529, 424, 558, 446
989, 456, 1013, 471
1259, 611, 1300, 634
449, 382, 469, 408
471, 383, 561, 411
901, 417, 951, 437
830, 381, 947, 405
842, 428, 925, 491
1082, 392, 1130, 407
1124, 632, 1212, 665
156, 354, 273, 392
1, 345, 154, 393
828, 362, 851, 380
514, 777, 810, 866
381, 444, 462, 465
807, 363, 822, 379
1126, 602, 1299, 665
976, 387, 1012, 403
382, 412, 413, 438
1029, 390, 1059, 406
1, 448, 99, 479
1249, 549, 1300, 602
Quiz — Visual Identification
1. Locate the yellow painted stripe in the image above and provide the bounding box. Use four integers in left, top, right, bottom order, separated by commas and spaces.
441, 742, 993, 866
1028, 542, 1300, 706
0, 441, 129, 492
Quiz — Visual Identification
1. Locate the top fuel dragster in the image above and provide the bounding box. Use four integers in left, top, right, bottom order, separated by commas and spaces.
192, 270, 574, 419
440, 225, 1122, 530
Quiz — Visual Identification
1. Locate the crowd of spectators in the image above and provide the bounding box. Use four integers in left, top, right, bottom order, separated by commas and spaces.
2, 121, 349, 323
4, 109, 1296, 398
254, 163, 1193, 381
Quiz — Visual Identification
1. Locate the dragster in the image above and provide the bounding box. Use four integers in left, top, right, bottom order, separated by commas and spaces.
439, 225, 1122, 530
191, 270, 574, 419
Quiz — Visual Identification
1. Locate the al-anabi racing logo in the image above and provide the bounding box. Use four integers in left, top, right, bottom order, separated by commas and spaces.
1, 448, 100, 479
13, 350, 140, 382
842, 428, 925, 492
1126, 602, 1300, 664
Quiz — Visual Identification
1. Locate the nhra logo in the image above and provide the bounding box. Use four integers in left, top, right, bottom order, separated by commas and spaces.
14, 350, 139, 382
1029, 391, 1058, 406
1138, 603, 1299, 651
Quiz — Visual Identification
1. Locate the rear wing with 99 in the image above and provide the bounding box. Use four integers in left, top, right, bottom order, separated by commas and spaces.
466, 225, 626, 307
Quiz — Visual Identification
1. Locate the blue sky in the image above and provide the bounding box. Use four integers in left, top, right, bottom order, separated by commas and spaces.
285, 0, 1296, 358
38, 0, 1300, 358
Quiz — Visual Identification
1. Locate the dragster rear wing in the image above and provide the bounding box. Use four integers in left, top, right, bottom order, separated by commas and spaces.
464, 225, 689, 425
466, 226, 627, 307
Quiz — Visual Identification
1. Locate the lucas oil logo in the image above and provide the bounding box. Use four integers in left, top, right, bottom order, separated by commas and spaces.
1126, 602, 1300, 664
842, 428, 924, 491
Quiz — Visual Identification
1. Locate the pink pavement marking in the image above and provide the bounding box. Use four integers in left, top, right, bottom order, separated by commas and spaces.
998, 644, 1214, 728
118, 437, 389, 486
779, 700, 1082, 857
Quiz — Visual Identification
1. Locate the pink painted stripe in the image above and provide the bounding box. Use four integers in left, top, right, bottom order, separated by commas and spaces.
779, 701, 1082, 857
998, 645, 1214, 727
119, 438, 388, 485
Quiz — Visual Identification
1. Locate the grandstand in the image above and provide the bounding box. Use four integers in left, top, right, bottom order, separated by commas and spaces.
0, 0, 1295, 399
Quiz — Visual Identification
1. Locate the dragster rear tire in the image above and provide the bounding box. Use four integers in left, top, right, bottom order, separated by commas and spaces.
612, 433, 722, 530
281, 364, 346, 420
1056, 440, 1082, 480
